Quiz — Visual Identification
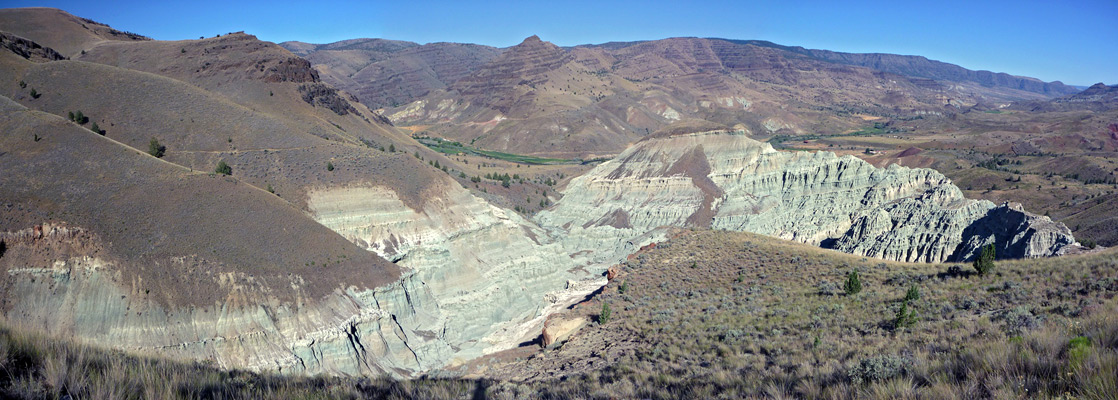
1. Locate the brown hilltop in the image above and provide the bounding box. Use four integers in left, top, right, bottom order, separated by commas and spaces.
0, 7, 148, 57
448, 35, 575, 112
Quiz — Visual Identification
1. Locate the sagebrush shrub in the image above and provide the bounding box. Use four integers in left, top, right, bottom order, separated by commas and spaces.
848, 354, 910, 384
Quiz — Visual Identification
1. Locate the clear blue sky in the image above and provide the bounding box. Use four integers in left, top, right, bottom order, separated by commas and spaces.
7, 0, 1116, 85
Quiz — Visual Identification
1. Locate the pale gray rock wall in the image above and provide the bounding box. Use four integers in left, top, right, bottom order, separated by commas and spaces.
2, 253, 445, 377
538, 129, 1074, 264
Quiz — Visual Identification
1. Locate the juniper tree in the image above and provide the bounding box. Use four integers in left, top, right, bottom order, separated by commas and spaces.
844, 270, 862, 295
974, 244, 996, 276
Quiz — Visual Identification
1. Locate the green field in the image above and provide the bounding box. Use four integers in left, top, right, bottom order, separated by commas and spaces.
768, 124, 896, 148
418, 137, 572, 165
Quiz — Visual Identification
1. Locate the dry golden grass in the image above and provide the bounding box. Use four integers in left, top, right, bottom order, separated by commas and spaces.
476, 230, 1118, 399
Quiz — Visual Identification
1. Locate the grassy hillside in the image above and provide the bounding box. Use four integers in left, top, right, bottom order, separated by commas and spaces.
472, 230, 1118, 399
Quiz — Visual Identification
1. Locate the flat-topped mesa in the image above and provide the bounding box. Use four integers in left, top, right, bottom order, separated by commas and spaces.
536, 128, 1075, 263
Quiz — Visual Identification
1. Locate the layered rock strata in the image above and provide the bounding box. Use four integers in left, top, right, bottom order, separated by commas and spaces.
536, 129, 1074, 263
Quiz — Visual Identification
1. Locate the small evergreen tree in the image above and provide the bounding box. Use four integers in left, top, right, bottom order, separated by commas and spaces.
619, 281, 629, 294
893, 301, 917, 330
90, 122, 102, 135
389, 144, 395, 152
599, 302, 612, 324
974, 243, 996, 276
326, 162, 334, 171
148, 138, 165, 158
29, 88, 40, 98
74, 110, 86, 124
844, 270, 862, 295
904, 285, 920, 302
215, 160, 232, 175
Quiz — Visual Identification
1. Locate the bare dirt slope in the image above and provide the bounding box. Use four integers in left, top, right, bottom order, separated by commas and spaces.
0, 95, 399, 308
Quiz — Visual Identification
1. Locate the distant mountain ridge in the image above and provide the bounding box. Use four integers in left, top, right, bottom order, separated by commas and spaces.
1010, 82, 1118, 112
287, 36, 1078, 112
719, 39, 1078, 96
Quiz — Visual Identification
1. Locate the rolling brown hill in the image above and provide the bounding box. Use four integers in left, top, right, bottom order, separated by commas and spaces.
282, 38, 502, 109
0, 12, 459, 211
373, 36, 1067, 158
0, 95, 399, 305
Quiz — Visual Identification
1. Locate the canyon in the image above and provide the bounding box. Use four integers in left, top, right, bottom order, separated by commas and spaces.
0, 7, 1097, 383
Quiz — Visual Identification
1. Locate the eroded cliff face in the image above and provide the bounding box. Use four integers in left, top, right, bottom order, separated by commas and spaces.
303, 179, 618, 369
0, 224, 446, 377
536, 129, 1075, 263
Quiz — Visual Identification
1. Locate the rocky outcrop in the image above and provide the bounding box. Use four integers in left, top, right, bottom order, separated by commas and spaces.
541, 314, 587, 348
298, 83, 358, 115
0, 32, 66, 62
536, 129, 1075, 263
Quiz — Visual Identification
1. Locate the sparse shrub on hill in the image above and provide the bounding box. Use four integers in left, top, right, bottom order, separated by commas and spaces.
844, 270, 862, 295
974, 243, 996, 276
90, 122, 103, 135
215, 160, 232, 175
29, 88, 39, 98
817, 280, 840, 296
848, 354, 911, 384
148, 138, 165, 158
1081, 238, 1097, 249
70, 110, 87, 124
1002, 306, 1040, 335
18, 80, 26, 89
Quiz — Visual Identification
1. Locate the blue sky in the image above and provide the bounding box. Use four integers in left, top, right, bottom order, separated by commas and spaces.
7, 0, 1116, 85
